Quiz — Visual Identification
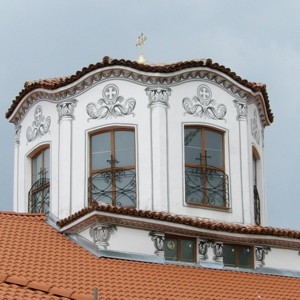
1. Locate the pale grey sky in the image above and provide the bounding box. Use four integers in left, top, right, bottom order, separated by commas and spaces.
1, 0, 300, 229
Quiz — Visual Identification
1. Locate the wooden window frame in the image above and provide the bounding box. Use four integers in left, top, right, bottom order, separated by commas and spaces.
164, 235, 197, 263
28, 145, 50, 213
89, 126, 136, 207
184, 125, 228, 209
223, 244, 254, 269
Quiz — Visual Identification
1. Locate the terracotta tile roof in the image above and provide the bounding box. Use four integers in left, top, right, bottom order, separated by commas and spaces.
1, 211, 300, 299
57, 204, 300, 240
5, 56, 273, 123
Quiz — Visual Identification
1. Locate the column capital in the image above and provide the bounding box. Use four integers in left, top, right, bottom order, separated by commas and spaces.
57, 99, 78, 121
15, 125, 22, 145
233, 99, 247, 120
145, 87, 171, 108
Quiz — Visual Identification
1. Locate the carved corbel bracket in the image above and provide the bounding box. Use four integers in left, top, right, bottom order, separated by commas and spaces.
149, 231, 165, 256
255, 246, 271, 268
212, 241, 223, 262
198, 239, 209, 261
89, 223, 117, 250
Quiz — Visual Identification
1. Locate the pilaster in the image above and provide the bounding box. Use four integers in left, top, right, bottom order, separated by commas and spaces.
146, 87, 171, 212
56, 99, 77, 218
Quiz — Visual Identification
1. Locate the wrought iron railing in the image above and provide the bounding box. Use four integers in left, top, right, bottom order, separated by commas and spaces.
88, 169, 136, 207
185, 166, 229, 207
254, 185, 261, 225
28, 177, 50, 213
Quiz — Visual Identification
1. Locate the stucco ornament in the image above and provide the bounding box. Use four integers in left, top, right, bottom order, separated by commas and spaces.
86, 84, 136, 119
182, 85, 227, 120
89, 223, 116, 250
145, 87, 172, 107
26, 105, 51, 142
212, 241, 223, 262
233, 99, 247, 120
15, 125, 22, 145
149, 231, 165, 256
255, 246, 271, 268
57, 99, 77, 121
251, 109, 260, 145
198, 239, 209, 260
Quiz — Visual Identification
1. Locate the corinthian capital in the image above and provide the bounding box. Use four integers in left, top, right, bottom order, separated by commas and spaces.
57, 99, 77, 121
146, 87, 171, 108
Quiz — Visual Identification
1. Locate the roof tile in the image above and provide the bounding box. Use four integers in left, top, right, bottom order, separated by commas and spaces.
0, 212, 299, 299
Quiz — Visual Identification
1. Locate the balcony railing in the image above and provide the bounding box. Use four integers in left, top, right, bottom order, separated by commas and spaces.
185, 166, 229, 208
28, 177, 50, 213
254, 185, 261, 225
88, 169, 136, 207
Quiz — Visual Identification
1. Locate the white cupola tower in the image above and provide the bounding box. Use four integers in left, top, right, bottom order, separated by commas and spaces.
7, 57, 272, 226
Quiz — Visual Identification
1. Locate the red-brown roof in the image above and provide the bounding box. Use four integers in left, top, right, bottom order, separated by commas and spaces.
1, 211, 300, 299
57, 203, 300, 239
6, 57, 273, 123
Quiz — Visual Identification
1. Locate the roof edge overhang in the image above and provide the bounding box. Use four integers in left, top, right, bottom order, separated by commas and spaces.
58, 205, 300, 250
6, 56, 273, 126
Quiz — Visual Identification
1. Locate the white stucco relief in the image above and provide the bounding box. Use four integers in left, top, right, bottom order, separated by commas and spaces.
182, 85, 227, 120
26, 105, 51, 142
86, 84, 136, 119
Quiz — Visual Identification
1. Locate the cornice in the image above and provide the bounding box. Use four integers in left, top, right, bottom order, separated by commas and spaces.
57, 204, 300, 250
60, 211, 300, 250
6, 57, 273, 127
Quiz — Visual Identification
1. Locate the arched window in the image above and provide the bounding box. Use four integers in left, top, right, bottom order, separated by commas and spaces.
28, 146, 50, 213
184, 126, 228, 208
89, 127, 136, 207
252, 147, 261, 225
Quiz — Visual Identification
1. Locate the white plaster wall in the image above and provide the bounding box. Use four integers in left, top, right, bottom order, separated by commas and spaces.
263, 248, 300, 271
80, 225, 156, 255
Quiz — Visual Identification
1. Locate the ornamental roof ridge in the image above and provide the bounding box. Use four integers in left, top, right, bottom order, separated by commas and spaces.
57, 204, 300, 239
6, 56, 273, 124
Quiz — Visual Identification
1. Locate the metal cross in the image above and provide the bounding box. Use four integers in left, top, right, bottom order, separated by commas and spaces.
38, 168, 48, 179
199, 87, 210, 100
196, 151, 211, 166
107, 155, 119, 167
105, 87, 117, 100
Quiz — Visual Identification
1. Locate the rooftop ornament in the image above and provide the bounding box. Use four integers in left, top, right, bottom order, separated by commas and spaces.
136, 32, 147, 64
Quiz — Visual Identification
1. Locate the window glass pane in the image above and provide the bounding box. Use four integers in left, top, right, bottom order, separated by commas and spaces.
115, 131, 134, 150
33, 152, 42, 182
115, 131, 135, 167
91, 132, 111, 170
239, 246, 252, 268
115, 149, 135, 167
180, 239, 195, 262
205, 130, 223, 167
164, 238, 178, 261
223, 244, 236, 267
44, 148, 50, 178
185, 128, 202, 165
